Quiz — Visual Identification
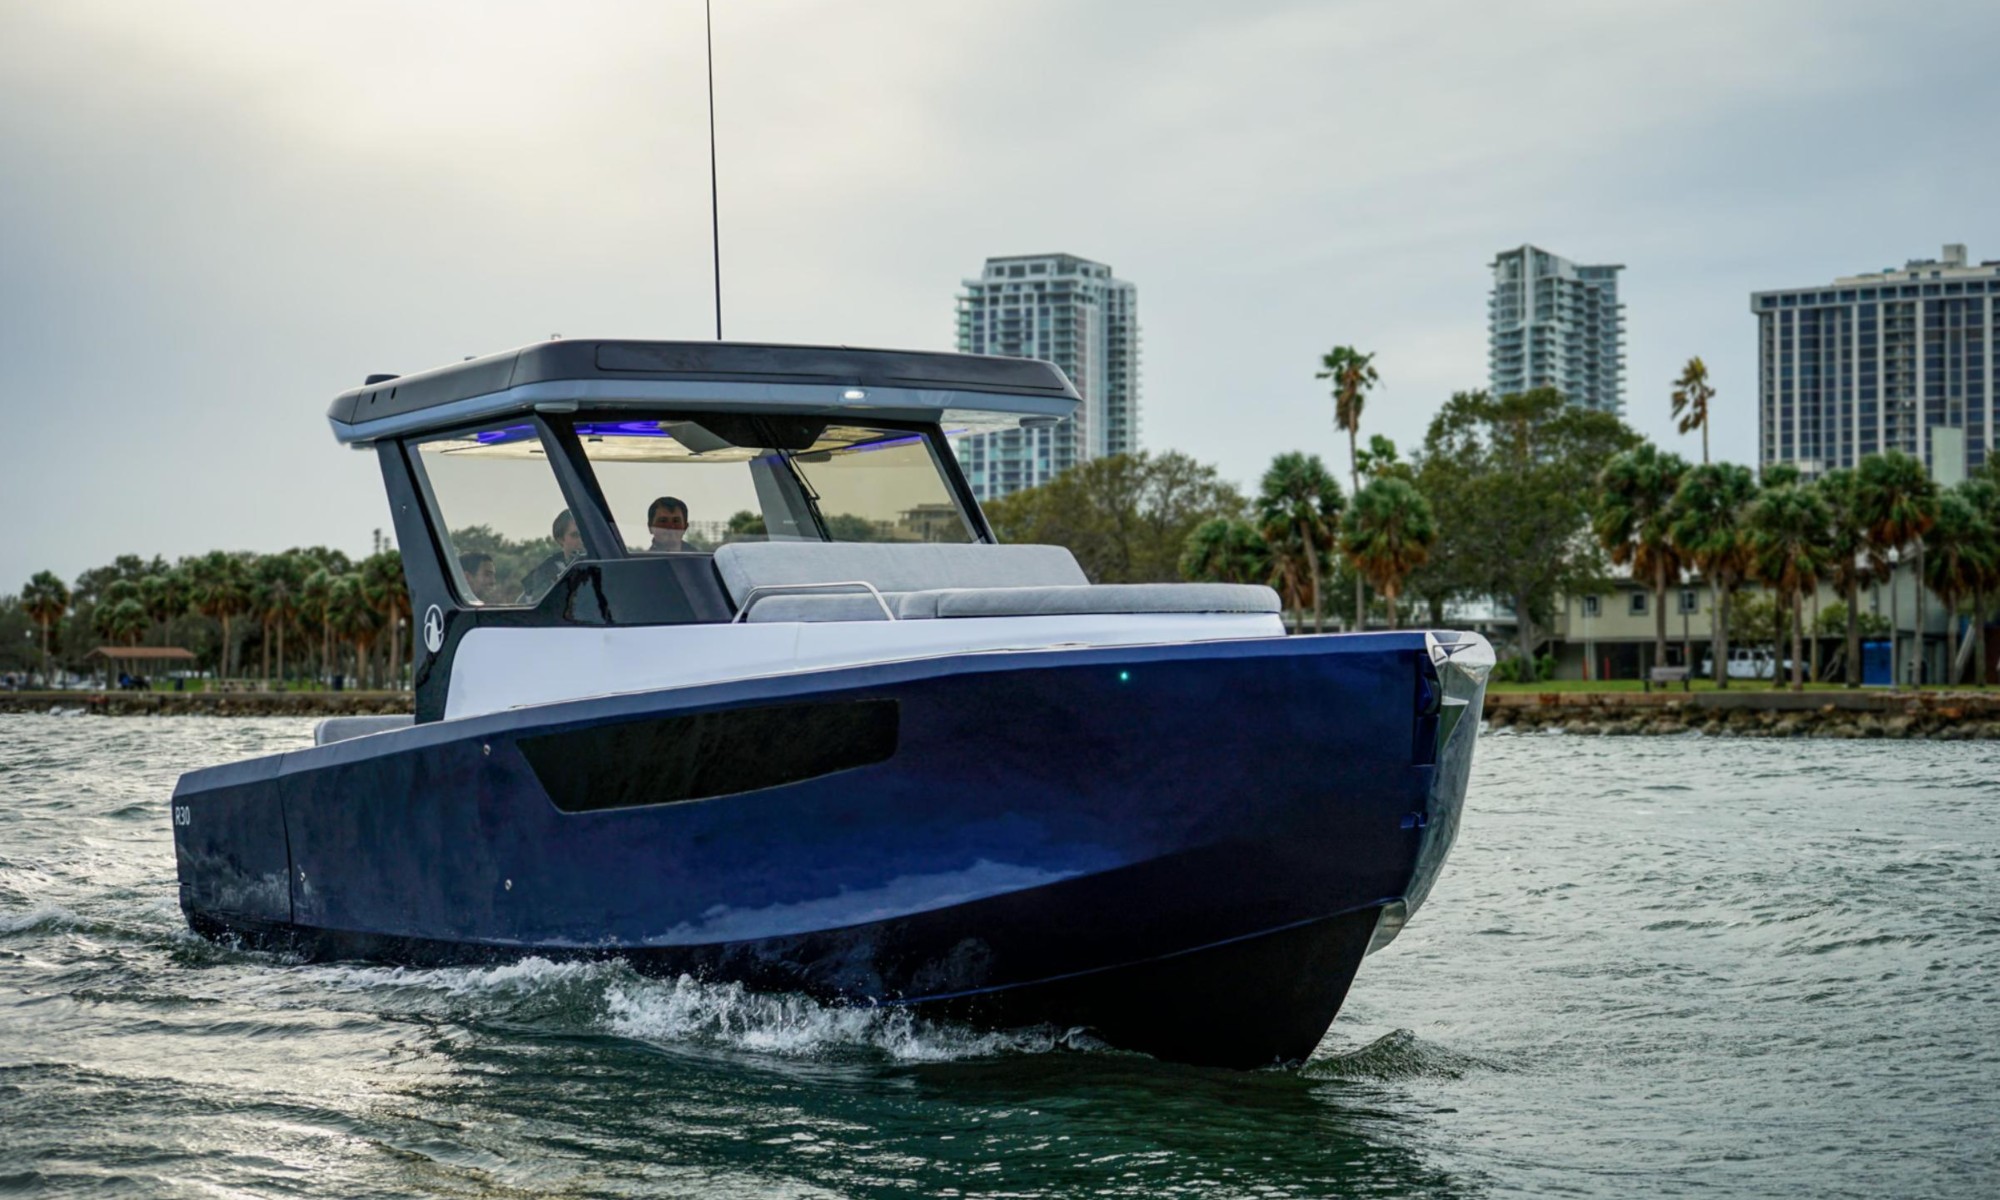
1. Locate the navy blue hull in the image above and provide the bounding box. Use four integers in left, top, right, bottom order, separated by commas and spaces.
173, 633, 1481, 1068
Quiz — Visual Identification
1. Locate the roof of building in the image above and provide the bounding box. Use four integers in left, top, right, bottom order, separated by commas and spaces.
326, 340, 1080, 445
87, 647, 196, 660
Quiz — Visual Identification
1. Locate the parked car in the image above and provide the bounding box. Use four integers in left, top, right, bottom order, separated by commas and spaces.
1699, 647, 1790, 679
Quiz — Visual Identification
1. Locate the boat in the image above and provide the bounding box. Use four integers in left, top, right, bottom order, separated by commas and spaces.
170, 340, 1493, 1068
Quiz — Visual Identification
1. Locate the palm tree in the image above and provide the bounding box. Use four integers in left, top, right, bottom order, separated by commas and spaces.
1856, 451, 1938, 687
302, 567, 336, 686
1815, 468, 1872, 688
1671, 357, 1715, 465
187, 551, 251, 681
97, 596, 149, 650
329, 574, 381, 688
1922, 489, 1993, 685
1316, 346, 1378, 628
253, 554, 305, 684
1595, 444, 1690, 675
1960, 478, 2000, 687
1669, 463, 1757, 688
138, 571, 185, 647
361, 550, 409, 690
1746, 484, 1833, 691
20, 571, 70, 687
1342, 477, 1437, 630
1256, 453, 1345, 633
1180, 518, 1270, 586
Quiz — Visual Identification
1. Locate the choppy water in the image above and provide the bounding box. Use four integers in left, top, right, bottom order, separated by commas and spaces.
1, 715, 1995, 1198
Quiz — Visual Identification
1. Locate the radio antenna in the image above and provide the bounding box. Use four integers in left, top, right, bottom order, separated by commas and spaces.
705, 0, 723, 340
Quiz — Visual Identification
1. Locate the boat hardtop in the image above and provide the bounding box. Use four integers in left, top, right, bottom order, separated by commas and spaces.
328, 339, 1289, 727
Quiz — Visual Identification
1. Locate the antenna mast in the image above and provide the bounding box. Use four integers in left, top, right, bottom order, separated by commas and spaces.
705, 0, 722, 340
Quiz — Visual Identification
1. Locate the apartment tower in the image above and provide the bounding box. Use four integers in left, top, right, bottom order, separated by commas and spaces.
1751, 244, 1999, 482
953, 253, 1140, 500
1488, 244, 1626, 415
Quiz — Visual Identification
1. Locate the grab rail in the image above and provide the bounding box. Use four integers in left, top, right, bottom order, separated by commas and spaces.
732, 580, 898, 623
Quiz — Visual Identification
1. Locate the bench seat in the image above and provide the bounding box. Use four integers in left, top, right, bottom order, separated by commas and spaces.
712, 542, 1281, 624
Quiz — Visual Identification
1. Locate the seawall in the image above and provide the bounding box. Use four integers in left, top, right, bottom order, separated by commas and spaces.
1484, 690, 2000, 739
0, 691, 412, 718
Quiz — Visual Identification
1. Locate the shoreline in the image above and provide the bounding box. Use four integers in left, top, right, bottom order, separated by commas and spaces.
1485, 689, 2000, 738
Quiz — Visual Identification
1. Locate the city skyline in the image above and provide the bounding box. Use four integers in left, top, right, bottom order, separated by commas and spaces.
3, 1, 1997, 589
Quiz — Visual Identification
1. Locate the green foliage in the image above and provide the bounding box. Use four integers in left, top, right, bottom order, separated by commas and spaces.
1922, 488, 1996, 613
1815, 601, 1888, 638
1671, 357, 1714, 463
986, 451, 1246, 584
1415, 387, 1639, 673
1490, 653, 1556, 684
1747, 484, 1833, 597
1667, 462, 1757, 686
1179, 518, 1270, 586
1746, 483, 1834, 688
1856, 450, 1938, 568
1256, 452, 1345, 627
1341, 476, 1437, 627
0, 597, 34, 674
1729, 592, 1782, 648
1595, 444, 1691, 660
1316, 347, 1378, 446
1353, 434, 1413, 483
1668, 463, 1757, 585
727, 510, 768, 536
824, 513, 890, 542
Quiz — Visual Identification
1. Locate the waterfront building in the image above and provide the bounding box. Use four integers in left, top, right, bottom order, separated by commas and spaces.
1488, 245, 1626, 415
953, 253, 1140, 500
1751, 244, 2000, 482
1541, 562, 1979, 686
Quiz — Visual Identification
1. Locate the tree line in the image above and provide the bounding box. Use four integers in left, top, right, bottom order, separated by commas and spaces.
6, 547, 411, 689
991, 350, 2000, 691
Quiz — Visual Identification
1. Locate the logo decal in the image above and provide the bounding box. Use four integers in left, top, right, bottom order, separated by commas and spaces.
422, 604, 445, 655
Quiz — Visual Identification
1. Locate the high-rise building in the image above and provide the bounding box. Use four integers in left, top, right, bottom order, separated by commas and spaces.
1488, 245, 1626, 415
1751, 244, 1998, 482
953, 253, 1140, 500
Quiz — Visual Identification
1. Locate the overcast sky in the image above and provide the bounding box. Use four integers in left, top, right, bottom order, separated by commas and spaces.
3, 0, 1996, 590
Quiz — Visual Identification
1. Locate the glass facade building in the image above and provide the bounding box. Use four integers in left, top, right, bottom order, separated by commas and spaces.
1488, 245, 1626, 415
1751, 244, 1998, 482
953, 253, 1140, 500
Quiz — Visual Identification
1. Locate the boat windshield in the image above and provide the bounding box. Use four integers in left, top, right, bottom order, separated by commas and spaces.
568, 418, 978, 551
410, 417, 981, 606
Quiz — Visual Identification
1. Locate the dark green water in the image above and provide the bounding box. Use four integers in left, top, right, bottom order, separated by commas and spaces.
1, 715, 1994, 1197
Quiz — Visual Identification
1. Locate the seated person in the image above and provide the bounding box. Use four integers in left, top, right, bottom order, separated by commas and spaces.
644, 496, 708, 553
516, 509, 586, 603
458, 551, 500, 605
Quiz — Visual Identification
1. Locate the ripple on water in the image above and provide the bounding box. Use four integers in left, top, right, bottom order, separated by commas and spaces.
1303, 1030, 1501, 1084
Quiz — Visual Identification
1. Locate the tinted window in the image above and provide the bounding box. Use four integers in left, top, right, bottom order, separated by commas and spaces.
412, 424, 583, 607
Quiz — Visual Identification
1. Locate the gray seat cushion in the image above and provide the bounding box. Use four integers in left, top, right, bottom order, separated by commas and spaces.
715, 542, 1278, 624
900, 583, 1281, 619
713, 542, 1087, 607
739, 582, 1281, 622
